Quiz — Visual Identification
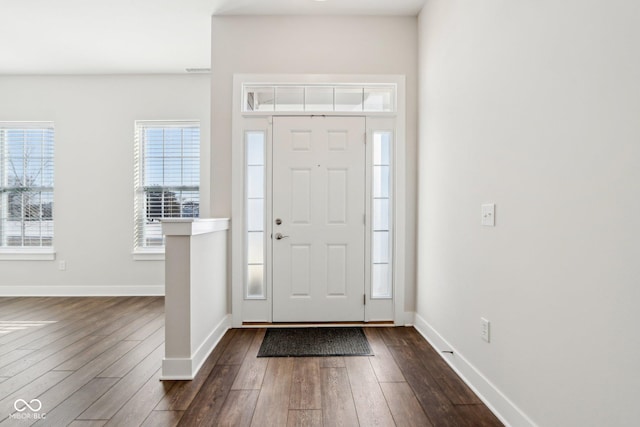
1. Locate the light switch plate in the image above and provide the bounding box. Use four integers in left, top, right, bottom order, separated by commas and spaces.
481, 203, 495, 226
481, 317, 490, 342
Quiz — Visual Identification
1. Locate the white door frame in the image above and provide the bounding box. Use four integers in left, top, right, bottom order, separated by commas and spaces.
231, 74, 407, 327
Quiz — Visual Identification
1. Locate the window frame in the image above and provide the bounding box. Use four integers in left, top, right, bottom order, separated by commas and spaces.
133, 120, 201, 260
0, 122, 55, 261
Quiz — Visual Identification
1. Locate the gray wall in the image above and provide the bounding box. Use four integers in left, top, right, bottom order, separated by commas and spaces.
417, 0, 640, 425
211, 15, 419, 311
0, 74, 210, 294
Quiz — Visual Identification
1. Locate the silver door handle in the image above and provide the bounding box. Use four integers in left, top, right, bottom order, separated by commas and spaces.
275, 233, 289, 240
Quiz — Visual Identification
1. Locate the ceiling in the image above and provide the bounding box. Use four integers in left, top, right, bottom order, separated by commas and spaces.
0, 0, 426, 75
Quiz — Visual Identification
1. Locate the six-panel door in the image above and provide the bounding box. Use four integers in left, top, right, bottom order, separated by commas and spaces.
272, 116, 366, 322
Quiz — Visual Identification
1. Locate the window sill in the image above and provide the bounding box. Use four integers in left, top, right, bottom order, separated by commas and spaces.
132, 250, 165, 261
0, 248, 56, 261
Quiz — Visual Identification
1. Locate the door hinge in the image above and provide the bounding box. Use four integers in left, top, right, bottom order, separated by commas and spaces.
364, 294, 366, 305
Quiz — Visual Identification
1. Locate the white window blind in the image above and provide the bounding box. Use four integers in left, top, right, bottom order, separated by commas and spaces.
134, 121, 200, 250
0, 123, 55, 248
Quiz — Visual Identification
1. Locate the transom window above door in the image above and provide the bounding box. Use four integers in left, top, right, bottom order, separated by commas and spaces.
243, 84, 396, 113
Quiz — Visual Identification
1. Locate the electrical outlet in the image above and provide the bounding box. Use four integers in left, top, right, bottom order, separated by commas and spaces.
480, 317, 490, 342
481, 203, 495, 226
58, 260, 66, 271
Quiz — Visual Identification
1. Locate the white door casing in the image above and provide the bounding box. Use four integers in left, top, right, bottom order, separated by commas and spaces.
231, 74, 407, 327
272, 116, 366, 322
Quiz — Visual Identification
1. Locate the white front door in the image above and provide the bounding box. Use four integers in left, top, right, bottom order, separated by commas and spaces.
272, 116, 366, 322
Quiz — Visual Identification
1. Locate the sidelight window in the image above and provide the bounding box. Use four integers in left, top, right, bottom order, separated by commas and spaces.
371, 131, 393, 298
245, 131, 266, 299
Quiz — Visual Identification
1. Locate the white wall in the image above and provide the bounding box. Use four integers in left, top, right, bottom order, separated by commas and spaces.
211, 15, 418, 312
417, 0, 640, 426
0, 75, 210, 295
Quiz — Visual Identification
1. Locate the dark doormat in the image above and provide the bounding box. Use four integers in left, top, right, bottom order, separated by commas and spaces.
257, 327, 372, 357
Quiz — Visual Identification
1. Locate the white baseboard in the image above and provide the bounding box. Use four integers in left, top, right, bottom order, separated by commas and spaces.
0, 285, 165, 297
413, 313, 537, 427
160, 358, 194, 381
190, 314, 232, 378
161, 314, 231, 381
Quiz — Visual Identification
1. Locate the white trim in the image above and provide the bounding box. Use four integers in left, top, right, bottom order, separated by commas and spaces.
161, 314, 231, 380
189, 314, 231, 380
238, 74, 404, 87
242, 111, 396, 118
364, 120, 373, 320
159, 358, 194, 381
231, 83, 243, 327
392, 79, 406, 326
0, 285, 165, 297
0, 248, 55, 261
413, 313, 537, 427
242, 323, 395, 328
134, 119, 200, 128
132, 251, 165, 261
0, 121, 55, 129
162, 218, 230, 236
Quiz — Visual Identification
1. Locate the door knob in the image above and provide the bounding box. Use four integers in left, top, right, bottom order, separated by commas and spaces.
275, 233, 289, 240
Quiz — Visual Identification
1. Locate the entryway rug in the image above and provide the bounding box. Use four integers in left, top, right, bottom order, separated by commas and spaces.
257, 327, 372, 357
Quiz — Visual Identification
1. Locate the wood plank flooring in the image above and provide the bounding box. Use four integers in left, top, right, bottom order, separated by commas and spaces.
0, 297, 503, 426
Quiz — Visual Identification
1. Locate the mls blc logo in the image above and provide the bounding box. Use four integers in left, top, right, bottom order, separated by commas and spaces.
9, 399, 46, 420
14, 399, 42, 412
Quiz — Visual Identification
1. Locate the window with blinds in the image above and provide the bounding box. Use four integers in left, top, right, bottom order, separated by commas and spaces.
134, 121, 200, 250
0, 123, 55, 248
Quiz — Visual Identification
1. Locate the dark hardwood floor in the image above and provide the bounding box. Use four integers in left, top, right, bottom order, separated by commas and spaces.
0, 297, 503, 426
